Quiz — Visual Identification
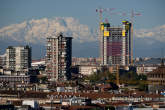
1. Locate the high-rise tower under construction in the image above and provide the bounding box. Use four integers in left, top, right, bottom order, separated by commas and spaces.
100, 21, 132, 66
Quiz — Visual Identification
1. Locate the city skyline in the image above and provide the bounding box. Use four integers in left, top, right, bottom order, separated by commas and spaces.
0, 0, 165, 59
0, 1, 165, 109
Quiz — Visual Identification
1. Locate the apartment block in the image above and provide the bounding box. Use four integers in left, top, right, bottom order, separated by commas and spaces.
46, 33, 72, 82
0, 53, 6, 67
5, 45, 31, 72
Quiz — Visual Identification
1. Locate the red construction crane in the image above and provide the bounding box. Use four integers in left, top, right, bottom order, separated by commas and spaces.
96, 8, 115, 23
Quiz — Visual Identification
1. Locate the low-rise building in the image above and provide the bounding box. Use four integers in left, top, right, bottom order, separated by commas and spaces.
136, 65, 157, 75
31, 59, 45, 67
0, 75, 37, 84
22, 100, 39, 109
56, 86, 78, 92
147, 60, 165, 93
62, 97, 91, 106
72, 57, 101, 66
79, 65, 102, 76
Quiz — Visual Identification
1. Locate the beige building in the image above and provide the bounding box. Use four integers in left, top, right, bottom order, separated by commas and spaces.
79, 65, 102, 76
5, 46, 31, 72
147, 60, 165, 93
136, 65, 157, 75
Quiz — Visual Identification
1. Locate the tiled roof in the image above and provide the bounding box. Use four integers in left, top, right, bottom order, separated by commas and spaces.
148, 66, 165, 75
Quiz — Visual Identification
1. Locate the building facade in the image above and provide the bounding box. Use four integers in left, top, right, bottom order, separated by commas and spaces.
136, 65, 157, 75
46, 33, 72, 81
0, 75, 37, 84
0, 54, 6, 67
5, 46, 31, 72
78, 65, 102, 76
147, 60, 165, 93
100, 21, 132, 66
72, 57, 101, 66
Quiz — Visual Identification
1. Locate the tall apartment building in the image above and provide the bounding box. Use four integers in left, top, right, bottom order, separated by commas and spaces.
100, 21, 132, 66
46, 33, 72, 82
6, 46, 31, 72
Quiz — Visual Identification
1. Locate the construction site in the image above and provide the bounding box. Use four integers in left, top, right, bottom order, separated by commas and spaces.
96, 8, 141, 67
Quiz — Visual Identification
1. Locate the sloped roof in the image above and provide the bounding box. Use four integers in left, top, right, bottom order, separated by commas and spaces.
148, 59, 165, 75
148, 65, 165, 75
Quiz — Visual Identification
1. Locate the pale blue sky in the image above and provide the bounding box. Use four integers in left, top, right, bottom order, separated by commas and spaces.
0, 0, 165, 29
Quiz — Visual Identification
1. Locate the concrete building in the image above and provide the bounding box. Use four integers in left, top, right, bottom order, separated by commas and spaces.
5, 46, 31, 72
46, 33, 72, 82
136, 65, 157, 75
147, 60, 165, 93
79, 65, 102, 76
72, 57, 101, 66
0, 53, 6, 67
0, 75, 37, 84
100, 21, 132, 66
31, 60, 45, 67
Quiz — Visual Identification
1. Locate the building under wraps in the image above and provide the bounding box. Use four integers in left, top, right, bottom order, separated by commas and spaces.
100, 21, 132, 66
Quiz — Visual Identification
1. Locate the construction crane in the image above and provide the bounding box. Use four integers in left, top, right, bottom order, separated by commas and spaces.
116, 65, 120, 86
130, 9, 141, 65
96, 8, 115, 63
96, 8, 115, 23
96, 8, 141, 66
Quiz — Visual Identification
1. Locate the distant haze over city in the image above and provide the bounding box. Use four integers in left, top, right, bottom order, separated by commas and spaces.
0, 0, 165, 59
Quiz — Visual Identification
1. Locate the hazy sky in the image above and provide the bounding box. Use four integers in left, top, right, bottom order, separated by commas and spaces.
0, 0, 165, 58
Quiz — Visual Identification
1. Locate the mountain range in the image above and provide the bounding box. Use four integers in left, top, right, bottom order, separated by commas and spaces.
0, 17, 165, 59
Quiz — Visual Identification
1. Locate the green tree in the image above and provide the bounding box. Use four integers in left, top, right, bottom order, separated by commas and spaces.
138, 83, 148, 91
40, 76, 48, 83
87, 71, 116, 83
138, 74, 147, 80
